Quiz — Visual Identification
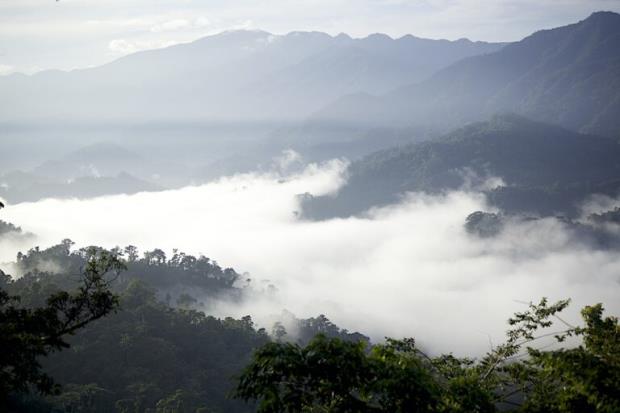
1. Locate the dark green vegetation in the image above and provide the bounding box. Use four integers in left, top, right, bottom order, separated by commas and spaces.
235, 299, 620, 413
0, 248, 123, 402
0, 220, 33, 238
5, 242, 619, 412
1, 241, 366, 412
1, 242, 265, 412
14, 240, 242, 298
302, 115, 620, 220
463, 211, 620, 248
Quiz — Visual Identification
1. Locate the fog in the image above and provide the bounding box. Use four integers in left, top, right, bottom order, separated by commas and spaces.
2, 158, 619, 355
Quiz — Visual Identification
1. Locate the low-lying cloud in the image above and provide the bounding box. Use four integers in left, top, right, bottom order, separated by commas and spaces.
1, 158, 619, 356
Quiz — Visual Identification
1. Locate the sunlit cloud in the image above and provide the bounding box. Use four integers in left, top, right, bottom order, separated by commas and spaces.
2, 160, 619, 356
151, 17, 211, 33
0, 64, 15, 76
108, 38, 180, 55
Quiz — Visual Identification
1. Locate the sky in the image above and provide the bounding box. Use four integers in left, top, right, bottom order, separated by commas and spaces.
1, 0, 619, 74
2, 158, 620, 355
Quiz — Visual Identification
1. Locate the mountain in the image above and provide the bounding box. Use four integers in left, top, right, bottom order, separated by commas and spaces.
32, 142, 142, 181
300, 114, 620, 219
0, 170, 161, 204
307, 11, 620, 139
0, 30, 504, 124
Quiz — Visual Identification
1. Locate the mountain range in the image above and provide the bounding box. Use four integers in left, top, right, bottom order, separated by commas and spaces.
0, 30, 503, 124
304, 11, 620, 140
1, 12, 620, 208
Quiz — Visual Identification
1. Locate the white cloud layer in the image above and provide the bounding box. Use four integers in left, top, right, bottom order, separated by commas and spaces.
108, 38, 179, 55
1, 160, 619, 356
0, 64, 15, 76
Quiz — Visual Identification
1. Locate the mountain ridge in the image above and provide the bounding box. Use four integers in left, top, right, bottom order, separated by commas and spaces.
306, 11, 620, 139
300, 114, 620, 219
0, 29, 505, 124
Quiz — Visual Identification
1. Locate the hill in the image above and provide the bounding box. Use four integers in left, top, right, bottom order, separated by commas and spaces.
301, 114, 620, 219
0, 171, 161, 204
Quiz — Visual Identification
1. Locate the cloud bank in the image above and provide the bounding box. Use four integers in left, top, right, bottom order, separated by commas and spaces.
1, 159, 620, 355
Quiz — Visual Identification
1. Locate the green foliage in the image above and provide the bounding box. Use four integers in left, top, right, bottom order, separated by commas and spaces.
291, 314, 370, 346
464, 212, 503, 238
0, 247, 124, 397
235, 299, 620, 413
32, 279, 268, 412
12, 241, 242, 303
0, 220, 24, 236
6, 240, 619, 413
519, 304, 620, 413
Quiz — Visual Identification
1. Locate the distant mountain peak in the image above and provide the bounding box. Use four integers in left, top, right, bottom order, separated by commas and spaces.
579, 10, 620, 31
65, 142, 140, 162
365, 33, 394, 41
586, 10, 620, 20
220, 28, 271, 36
335, 33, 353, 41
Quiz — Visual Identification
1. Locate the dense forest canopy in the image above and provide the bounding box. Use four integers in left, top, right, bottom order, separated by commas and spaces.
235, 299, 620, 413
1, 241, 369, 412
3, 249, 618, 413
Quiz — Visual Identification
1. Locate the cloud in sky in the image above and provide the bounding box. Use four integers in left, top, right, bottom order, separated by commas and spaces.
0, 64, 15, 76
1, 0, 619, 72
2, 159, 619, 355
108, 38, 179, 55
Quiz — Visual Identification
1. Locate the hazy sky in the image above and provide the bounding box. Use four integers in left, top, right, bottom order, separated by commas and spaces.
1, 0, 619, 74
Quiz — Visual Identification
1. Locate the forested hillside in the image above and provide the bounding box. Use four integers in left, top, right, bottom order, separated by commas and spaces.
302, 114, 620, 219
1, 241, 367, 412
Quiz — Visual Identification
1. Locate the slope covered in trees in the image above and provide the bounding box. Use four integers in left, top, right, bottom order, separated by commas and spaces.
301, 114, 620, 219
5, 242, 619, 413
2, 241, 367, 412
235, 299, 620, 413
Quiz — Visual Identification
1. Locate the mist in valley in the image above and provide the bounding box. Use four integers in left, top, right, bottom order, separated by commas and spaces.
2, 158, 619, 356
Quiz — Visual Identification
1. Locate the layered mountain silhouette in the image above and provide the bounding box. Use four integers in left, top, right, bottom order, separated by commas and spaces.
307, 11, 620, 139
0, 169, 161, 204
0, 30, 503, 123
301, 114, 620, 219
2, 12, 619, 197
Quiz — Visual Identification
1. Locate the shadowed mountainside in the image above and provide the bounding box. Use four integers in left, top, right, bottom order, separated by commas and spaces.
306, 11, 620, 139
301, 114, 620, 219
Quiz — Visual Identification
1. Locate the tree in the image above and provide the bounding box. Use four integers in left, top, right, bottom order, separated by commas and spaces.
124, 245, 139, 262
516, 303, 620, 413
234, 299, 620, 412
144, 248, 166, 266
176, 293, 198, 309
0, 247, 125, 399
